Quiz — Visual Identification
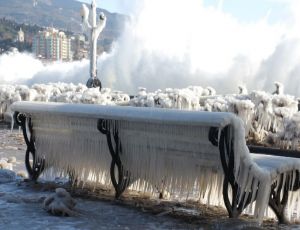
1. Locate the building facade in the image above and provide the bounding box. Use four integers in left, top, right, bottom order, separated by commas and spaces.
17, 28, 25, 42
32, 28, 72, 61
71, 34, 89, 60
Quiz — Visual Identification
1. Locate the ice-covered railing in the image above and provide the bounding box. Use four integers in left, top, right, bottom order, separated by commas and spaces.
276, 112, 300, 150
2, 83, 300, 150
128, 86, 299, 150
129, 86, 215, 109
0, 83, 130, 120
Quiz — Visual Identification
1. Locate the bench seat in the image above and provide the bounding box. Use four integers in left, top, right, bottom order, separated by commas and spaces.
252, 154, 300, 180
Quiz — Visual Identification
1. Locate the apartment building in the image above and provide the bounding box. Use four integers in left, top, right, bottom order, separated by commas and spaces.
32, 28, 72, 61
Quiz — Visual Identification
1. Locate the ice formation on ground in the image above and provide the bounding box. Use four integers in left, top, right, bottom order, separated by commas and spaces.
0, 157, 17, 171
0, 129, 267, 229
43, 188, 77, 216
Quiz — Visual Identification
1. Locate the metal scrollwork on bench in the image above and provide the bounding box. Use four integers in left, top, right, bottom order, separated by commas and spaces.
268, 173, 289, 224
208, 127, 219, 146
217, 125, 300, 223
13, 112, 45, 181
218, 125, 254, 218
268, 171, 300, 224
97, 119, 130, 199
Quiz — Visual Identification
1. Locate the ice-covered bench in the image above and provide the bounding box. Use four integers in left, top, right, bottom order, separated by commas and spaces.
11, 101, 300, 224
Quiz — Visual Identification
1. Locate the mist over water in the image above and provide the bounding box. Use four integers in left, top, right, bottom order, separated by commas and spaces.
0, 51, 90, 85
1, 0, 300, 96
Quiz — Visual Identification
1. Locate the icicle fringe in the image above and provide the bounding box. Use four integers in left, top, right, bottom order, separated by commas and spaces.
10, 102, 300, 223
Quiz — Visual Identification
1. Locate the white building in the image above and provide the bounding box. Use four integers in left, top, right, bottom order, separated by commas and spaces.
17, 28, 24, 43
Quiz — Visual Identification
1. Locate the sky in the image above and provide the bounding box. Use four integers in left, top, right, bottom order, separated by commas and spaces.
1, 0, 300, 96
79, 0, 137, 15
79, 0, 291, 24
54, 0, 300, 95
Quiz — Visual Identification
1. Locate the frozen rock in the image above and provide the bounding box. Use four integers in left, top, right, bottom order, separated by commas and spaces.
0, 159, 12, 170
7, 156, 17, 164
16, 170, 27, 178
43, 188, 77, 216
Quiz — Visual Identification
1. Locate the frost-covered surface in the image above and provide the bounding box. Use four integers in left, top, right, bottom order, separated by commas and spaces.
0, 83, 130, 119
252, 154, 300, 220
10, 102, 300, 223
4, 83, 300, 224
0, 180, 202, 230
0, 129, 271, 229
276, 112, 300, 150
0, 180, 265, 230
43, 188, 77, 216
2, 83, 300, 149
128, 85, 299, 150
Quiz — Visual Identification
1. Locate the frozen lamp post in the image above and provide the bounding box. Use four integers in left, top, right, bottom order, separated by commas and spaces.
80, 0, 106, 89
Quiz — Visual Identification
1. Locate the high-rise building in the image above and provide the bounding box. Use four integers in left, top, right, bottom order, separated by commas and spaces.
32, 28, 72, 61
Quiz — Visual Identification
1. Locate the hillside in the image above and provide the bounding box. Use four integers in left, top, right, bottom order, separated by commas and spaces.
0, 0, 127, 49
0, 18, 42, 52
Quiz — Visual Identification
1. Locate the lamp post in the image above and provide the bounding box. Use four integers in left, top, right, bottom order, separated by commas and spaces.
80, 0, 106, 90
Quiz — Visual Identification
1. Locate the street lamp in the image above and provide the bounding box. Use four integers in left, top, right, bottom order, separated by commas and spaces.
80, 0, 106, 90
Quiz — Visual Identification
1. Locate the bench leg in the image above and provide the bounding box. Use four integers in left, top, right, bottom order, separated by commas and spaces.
268, 174, 289, 224
98, 119, 130, 199
223, 177, 253, 218
14, 112, 45, 181
223, 177, 239, 218
219, 125, 254, 218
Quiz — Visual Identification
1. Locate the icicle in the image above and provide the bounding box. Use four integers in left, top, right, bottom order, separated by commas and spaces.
11, 100, 300, 223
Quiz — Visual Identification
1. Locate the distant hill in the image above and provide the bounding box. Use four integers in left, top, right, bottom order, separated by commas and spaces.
0, 0, 127, 50
0, 18, 42, 53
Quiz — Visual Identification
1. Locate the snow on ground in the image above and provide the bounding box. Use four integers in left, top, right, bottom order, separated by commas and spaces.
0, 181, 200, 230
0, 128, 299, 229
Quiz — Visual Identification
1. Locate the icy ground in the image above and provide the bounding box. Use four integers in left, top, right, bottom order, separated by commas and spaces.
0, 128, 299, 230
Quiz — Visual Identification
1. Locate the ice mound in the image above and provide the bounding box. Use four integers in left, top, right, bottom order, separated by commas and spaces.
0, 158, 13, 171
43, 188, 77, 217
